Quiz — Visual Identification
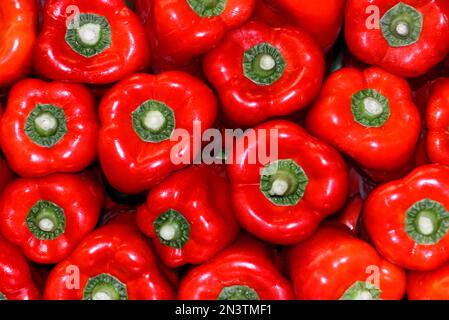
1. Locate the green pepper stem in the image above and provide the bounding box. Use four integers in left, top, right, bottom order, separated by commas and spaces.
26, 200, 66, 240
260, 159, 308, 206
405, 199, 449, 244
340, 281, 382, 300
380, 2, 423, 47
83, 274, 128, 300
153, 209, 191, 249
217, 285, 260, 300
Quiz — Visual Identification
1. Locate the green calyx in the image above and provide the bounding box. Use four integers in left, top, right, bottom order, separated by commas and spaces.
153, 209, 191, 249
132, 100, 175, 143
340, 281, 382, 300
351, 89, 390, 128
26, 200, 66, 240
217, 285, 260, 300
260, 159, 308, 206
65, 13, 111, 58
24, 104, 67, 148
187, 0, 227, 17
0, 292, 6, 300
380, 2, 423, 47
83, 274, 128, 300
243, 43, 286, 86
405, 199, 449, 245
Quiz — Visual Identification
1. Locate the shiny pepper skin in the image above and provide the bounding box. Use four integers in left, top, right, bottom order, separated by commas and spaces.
0, 79, 99, 177
285, 223, 406, 300
177, 235, 294, 300
0, 0, 37, 87
44, 213, 176, 300
136, 165, 240, 268
0, 172, 104, 264
203, 21, 324, 127
345, 0, 449, 78
0, 235, 41, 300
227, 120, 349, 245
34, 0, 151, 84
364, 164, 449, 271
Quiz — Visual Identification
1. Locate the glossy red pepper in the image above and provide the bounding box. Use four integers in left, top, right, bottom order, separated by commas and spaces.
0, 235, 40, 300
227, 120, 349, 244
255, 0, 345, 52
178, 235, 294, 300
345, 0, 449, 78
408, 261, 449, 299
44, 214, 176, 300
426, 78, 449, 165
305, 67, 421, 178
34, 0, 150, 84
203, 21, 324, 127
333, 195, 364, 235
0, 0, 37, 87
98, 72, 217, 194
136, 165, 239, 267
285, 223, 406, 300
364, 164, 449, 271
0, 172, 104, 264
0, 79, 99, 177
148, 0, 256, 71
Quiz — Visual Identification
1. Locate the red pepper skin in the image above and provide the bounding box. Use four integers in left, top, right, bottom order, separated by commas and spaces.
98, 72, 217, 194
0, 0, 37, 87
334, 195, 363, 235
255, 0, 345, 52
227, 120, 349, 245
34, 0, 150, 84
203, 21, 324, 127
178, 235, 294, 300
408, 261, 449, 299
363, 164, 449, 271
0, 79, 99, 177
285, 224, 406, 300
426, 78, 449, 165
0, 172, 104, 264
149, 0, 255, 70
305, 67, 421, 174
136, 165, 239, 268
44, 214, 176, 300
0, 235, 40, 300
345, 0, 449, 78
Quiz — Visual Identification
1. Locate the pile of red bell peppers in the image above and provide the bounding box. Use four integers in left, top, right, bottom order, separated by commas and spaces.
3, 0, 449, 301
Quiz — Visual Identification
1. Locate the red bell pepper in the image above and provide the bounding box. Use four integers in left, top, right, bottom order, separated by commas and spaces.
0, 79, 99, 177
203, 21, 324, 127
136, 165, 239, 267
255, 0, 345, 52
34, 0, 150, 84
426, 78, 449, 165
408, 261, 449, 299
333, 195, 364, 235
227, 120, 349, 244
363, 164, 449, 271
98, 72, 217, 194
0, 172, 104, 264
285, 223, 406, 300
178, 235, 294, 300
0, 235, 40, 300
305, 67, 421, 177
0, 0, 37, 87
148, 0, 256, 71
345, 0, 449, 78
44, 214, 176, 300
